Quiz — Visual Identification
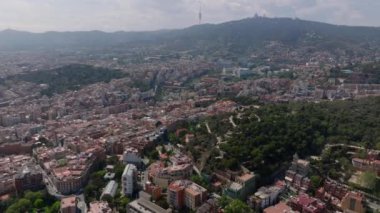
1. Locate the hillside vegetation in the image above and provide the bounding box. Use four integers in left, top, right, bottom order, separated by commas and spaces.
10, 64, 127, 96
212, 98, 380, 177
1, 17, 380, 52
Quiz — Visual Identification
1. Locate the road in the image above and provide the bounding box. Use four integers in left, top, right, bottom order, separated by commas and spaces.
37, 165, 64, 198
254, 114, 261, 122
205, 122, 212, 134
340, 183, 380, 211
38, 164, 89, 213
76, 194, 88, 213
324, 143, 365, 150
39, 164, 88, 212
229, 116, 237, 128
193, 165, 202, 177
367, 200, 380, 211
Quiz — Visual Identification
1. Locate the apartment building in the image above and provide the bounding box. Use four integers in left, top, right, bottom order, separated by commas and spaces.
122, 164, 137, 196
167, 180, 207, 210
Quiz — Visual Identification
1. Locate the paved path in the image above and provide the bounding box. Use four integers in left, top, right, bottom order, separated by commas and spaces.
205, 122, 212, 134
37, 165, 64, 198
77, 194, 88, 213
229, 116, 237, 128
193, 165, 202, 176
254, 114, 261, 122
367, 199, 380, 211
325, 143, 365, 150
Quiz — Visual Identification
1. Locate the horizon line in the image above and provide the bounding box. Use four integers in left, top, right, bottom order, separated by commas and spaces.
1, 16, 379, 34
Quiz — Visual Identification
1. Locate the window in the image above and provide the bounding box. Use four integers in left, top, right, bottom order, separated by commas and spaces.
349, 198, 356, 210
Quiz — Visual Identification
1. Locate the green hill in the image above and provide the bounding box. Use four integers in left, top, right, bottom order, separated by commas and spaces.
10, 64, 127, 96
217, 97, 380, 176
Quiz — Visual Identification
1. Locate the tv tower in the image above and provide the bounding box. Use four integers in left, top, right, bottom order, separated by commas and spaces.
198, 1, 202, 25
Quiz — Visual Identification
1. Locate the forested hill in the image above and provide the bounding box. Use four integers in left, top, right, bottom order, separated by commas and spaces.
9, 64, 127, 96
1, 17, 380, 52
218, 97, 380, 177
161, 17, 380, 53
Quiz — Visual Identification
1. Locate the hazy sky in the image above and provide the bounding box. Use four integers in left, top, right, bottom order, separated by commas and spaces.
0, 0, 379, 32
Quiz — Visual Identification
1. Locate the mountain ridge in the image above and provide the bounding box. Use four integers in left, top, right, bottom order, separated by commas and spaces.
1, 17, 380, 52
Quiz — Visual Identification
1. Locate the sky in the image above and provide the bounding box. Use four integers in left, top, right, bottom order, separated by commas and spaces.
0, 0, 379, 32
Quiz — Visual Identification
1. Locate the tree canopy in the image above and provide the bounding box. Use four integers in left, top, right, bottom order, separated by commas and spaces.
224, 199, 253, 213
217, 97, 380, 179
11, 64, 127, 96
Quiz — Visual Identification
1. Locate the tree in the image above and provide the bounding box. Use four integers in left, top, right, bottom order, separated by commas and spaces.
161, 145, 167, 154
217, 195, 232, 209
106, 155, 120, 165
0, 196, 15, 213
222, 158, 239, 170
115, 164, 125, 180
24, 191, 43, 203
5, 204, 18, 213
6, 198, 32, 213
156, 197, 169, 209
118, 196, 130, 206
17, 198, 32, 212
46, 201, 60, 213
224, 199, 253, 213
357, 149, 367, 159
149, 149, 159, 160
191, 175, 209, 189
34, 198, 44, 209
310, 175, 322, 194
115, 196, 130, 213
168, 133, 180, 144
376, 141, 380, 150
360, 171, 377, 190
85, 183, 98, 201
214, 97, 380, 177
102, 195, 114, 207
88, 170, 107, 193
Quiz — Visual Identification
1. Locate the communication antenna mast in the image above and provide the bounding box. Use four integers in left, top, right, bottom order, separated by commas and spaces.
198, 1, 202, 25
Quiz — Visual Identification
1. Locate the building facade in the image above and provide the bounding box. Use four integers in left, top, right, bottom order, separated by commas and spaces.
88, 201, 112, 213
100, 180, 118, 200
60, 196, 78, 213
122, 164, 137, 196
341, 192, 365, 213
14, 165, 44, 194
223, 173, 256, 200
167, 180, 207, 210
123, 147, 143, 167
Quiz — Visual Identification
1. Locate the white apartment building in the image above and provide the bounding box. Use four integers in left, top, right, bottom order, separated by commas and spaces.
122, 164, 137, 196
123, 148, 142, 167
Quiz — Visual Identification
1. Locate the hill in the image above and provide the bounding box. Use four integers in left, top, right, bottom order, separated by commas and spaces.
1, 17, 380, 52
9, 64, 127, 96
218, 97, 380, 176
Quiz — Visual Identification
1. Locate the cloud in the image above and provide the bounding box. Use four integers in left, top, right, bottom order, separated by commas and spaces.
0, 0, 378, 32
294, 0, 364, 25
